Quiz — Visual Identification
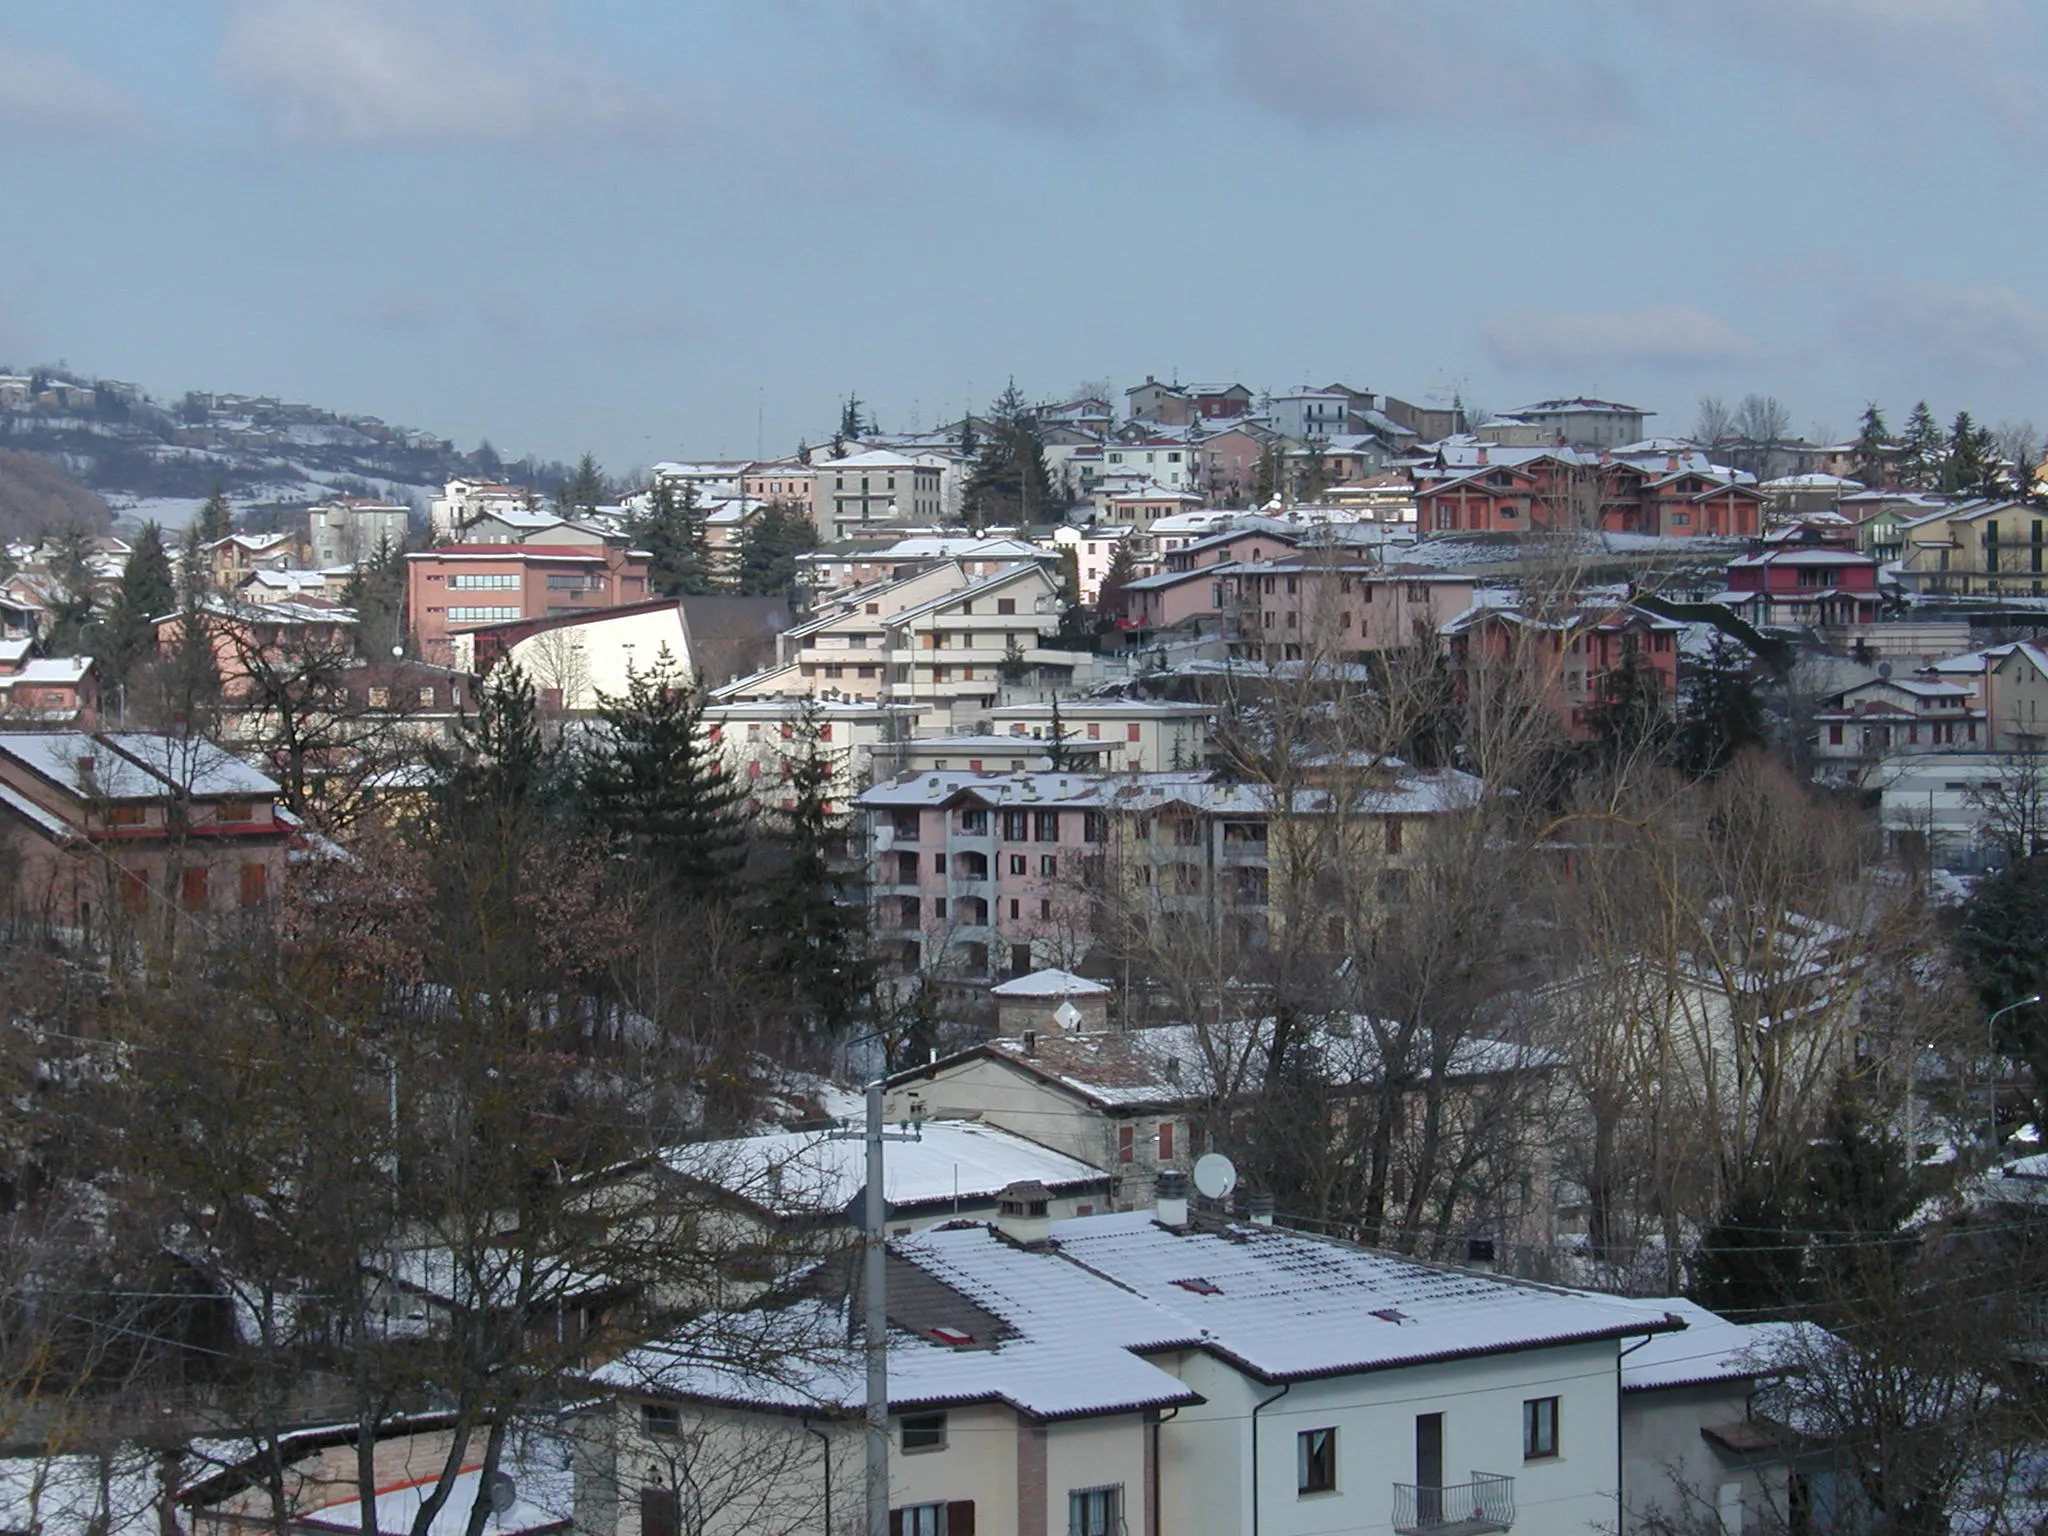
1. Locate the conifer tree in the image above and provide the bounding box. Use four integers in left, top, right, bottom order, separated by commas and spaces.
1899, 401, 1945, 490
733, 502, 817, 596
1094, 539, 1138, 627
579, 648, 746, 900
340, 534, 409, 657
95, 522, 176, 689
1943, 411, 1996, 496
1670, 634, 1768, 778
756, 702, 871, 1033
195, 486, 232, 544
555, 453, 608, 517
839, 394, 868, 441
42, 528, 100, 655
964, 380, 1055, 527
1852, 403, 1892, 488
633, 481, 714, 596
439, 663, 557, 832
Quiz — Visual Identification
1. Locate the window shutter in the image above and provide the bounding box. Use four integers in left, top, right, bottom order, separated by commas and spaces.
948, 1501, 976, 1536
890, 1511, 904, 1536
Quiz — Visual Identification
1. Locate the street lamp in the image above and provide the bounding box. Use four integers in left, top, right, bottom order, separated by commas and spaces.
1986, 994, 2042, 1151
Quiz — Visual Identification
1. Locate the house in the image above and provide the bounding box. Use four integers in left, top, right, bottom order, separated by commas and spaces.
1219, 560, 1477, 662
1811, 677, 1984, 770
307, 496, 410, 568
804, 537, 1059, 598
1125, 376, 1253, 424
658, 1120, 1117, 1242
984, 700, 1214, 774
0, 640, 96, 722
1511, 398, 1652, 449
703, 697, 920, 808
740, 462, 817, 527
1717, 546, 1883, 630
1868, 753, 2048, 866
1192, 426, 1271, 508
1099, 443, 1200, 499
1620, 1298, 1826, 1536
0, 731, 292, 930
595, 1190, 1683, 1536
1894, 498, 2048, 598
152, 598, 360, 698
428, 477, 538, 541
204, 532, 302, 591
405, 543, 652, 667
817, 451, 946, 537
1443, 601, 1683, 740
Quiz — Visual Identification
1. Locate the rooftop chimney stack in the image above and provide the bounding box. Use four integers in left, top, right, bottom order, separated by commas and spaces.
1249, 1192, 1275, 1227
995, 1180, 1053, 1248
1155, 1169, 1190, 1230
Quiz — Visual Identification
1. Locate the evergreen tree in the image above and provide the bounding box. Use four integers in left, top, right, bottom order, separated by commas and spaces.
1581, 641, 1670, 766
95, 522, 176, 690
632, 481, 714, 596
473, 439, 503, 476
42, 528, 100, 655
1670, 635, 1768, 777
1799, 1093, 1920, 1320
839, 394, 868, 441
1690, 1182, 1806, 1321
438, 663, 558, 833
1943, 410, 1997, 496
579, 648, 746, 899
958, 416, 978, 462
963, 380, 1056, 527
1955, 858, 2048, 1133
756, 702, 871, 1033
733, 502, 817, 596
155, 532, 223, 734
1253, 442, 1282, 505
555, 453, 608, 516
1852, 403, 1892, 488
1095, 539, 1137, 627
195, 487, 232, 544
1899, 402, 1945, 491
341, 534, 409, 657
1295, 438, 1331, 502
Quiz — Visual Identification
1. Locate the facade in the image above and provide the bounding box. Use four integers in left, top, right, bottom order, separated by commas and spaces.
1443, 603, 1683, 741
818, 451, 946, 537
1718, 546, 1883, 629
1417, 453, 1762, 540
1894, 498, 2048, 597
204, 532, 302, 591
428, 477, 535, 541
0, 640, 96, 722
152, 598, 360, 698
1220, 561, 1478, 661
984, 700, 1213, 774
1100, 442, 1199, 496
740, 463, 817, 527
1811, 677, 1984, 770
405, 543, 650, 666
307, 497, 410, 569
1511, 398, 1652, 448
0, 731, 292, 931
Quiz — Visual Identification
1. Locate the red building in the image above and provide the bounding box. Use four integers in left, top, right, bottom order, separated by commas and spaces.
405, 543, 651, 666
1417, 453, 1762, 539
1442, 600, 1683, 740
1718, 545, 1882, 629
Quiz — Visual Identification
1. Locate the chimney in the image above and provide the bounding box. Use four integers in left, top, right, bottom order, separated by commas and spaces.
1248, 1192, 1275, 1227
1155, 1168, 1190, 1230
1021, 1029, 1039, 1057
995, 1180, 1053, 1247
1466, 1237, 1496, 1272
1476, 446, 1488, 465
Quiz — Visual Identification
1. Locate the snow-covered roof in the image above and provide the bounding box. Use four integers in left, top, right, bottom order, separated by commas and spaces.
1620, 1297, 1808, 1391
0, 731, 161, 798
989, 967, 1111, 999
102, 733, 279, 796
662, 1122, 1111, 1219
295, 1462, 574, 1535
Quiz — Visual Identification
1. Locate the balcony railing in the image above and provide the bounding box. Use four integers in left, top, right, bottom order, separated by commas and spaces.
1393, 1474, 1514, 1536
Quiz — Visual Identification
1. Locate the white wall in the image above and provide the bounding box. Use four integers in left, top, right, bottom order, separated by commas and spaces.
508, 606, 689, 712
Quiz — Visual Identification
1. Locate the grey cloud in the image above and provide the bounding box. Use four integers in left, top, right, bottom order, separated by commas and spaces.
1485, 306, 1762, 369
0, 34, 142, 136
218, 0, 668, 147
1843, 283, 2048, 374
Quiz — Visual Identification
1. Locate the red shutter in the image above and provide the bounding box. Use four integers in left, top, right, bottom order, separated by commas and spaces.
948, 1501, 976, 1536
1118, 1125, 1134, 1164
1159, 1121, 1174, 1161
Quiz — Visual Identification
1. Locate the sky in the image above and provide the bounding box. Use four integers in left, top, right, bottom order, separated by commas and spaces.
3, 1, 2045, 475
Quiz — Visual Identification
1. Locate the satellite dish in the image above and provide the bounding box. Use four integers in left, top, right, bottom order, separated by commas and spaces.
486, 1472, 517, 1516
1053, 1000, 1083, 1031
1877, 660, 1893, 679
1192, 1153, 1238, 1201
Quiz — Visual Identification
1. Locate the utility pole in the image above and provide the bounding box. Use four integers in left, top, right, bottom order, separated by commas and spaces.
832, 1065, 921, 1536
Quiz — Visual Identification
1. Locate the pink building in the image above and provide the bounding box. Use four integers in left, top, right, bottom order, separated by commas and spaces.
406, 543, 650, 665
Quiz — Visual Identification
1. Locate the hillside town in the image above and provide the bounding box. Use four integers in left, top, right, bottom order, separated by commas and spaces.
2, 369, 2047, 1536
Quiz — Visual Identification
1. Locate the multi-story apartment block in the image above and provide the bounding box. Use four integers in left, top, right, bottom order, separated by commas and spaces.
308, 497, 410, 569
1416, 450, 1762, 539
985, 699, 1214, 773
1443, 601, 1684, 741
405, 543, 650, 666
428, 477, 534, 541
1510, 397, 1653, 448
1221, 561, 1479, 662
816, 450, 944, 537
1895, 498, 2048, 598
738, 462, 816, 526
1100, 439, 1199, 495
1811, 677, 1985, 770
1717, 545, 1882, 629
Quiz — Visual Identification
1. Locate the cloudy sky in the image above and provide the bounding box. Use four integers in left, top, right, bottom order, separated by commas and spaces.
3, 1, 2043, 471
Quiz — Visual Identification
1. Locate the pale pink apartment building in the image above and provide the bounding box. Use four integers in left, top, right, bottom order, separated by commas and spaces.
405, 543, 650, 665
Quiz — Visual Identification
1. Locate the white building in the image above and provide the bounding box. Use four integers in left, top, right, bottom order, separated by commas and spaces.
308, 497, 410, 569
429, 478, 533, 541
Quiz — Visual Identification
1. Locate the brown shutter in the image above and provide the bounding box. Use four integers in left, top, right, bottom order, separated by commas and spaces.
948, 1501, 976, 1536
890, 1510, 905, 1536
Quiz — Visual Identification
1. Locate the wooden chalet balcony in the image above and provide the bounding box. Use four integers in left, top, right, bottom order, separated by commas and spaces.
1393, 1473, 1514, 1536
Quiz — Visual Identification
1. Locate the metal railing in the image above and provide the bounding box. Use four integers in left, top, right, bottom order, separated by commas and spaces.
1392, 1473, 1515, 1536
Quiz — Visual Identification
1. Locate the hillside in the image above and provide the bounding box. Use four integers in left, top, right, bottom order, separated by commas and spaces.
0, 447, 112, 540
0, 368, 563, 531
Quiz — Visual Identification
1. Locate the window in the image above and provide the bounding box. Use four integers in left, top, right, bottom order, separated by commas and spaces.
545, 573, 589, 590
448, 572, 518, 589
1524, 1395, 1560, 1460
367, 686, 391, 708
893, 1503, 975, 1536
107, 804, 146, 826
447, 606, 519, 623
119, 868, 148, 913
1298, 1428, 1337, 1494
180, 866, 209, 911
641, 1487, 681, 1536
213, 801, 254, 824
1039, 898, 1052, 920
900, 1412, 947, 1452
960, 808, 989, 835
1070, 1486, 1121, 1536
1384, 817, 1403, 855
1002, 809, 1030, 841
1118, 1124, 1134, 1164
1082, 811, 1107, 843
641, 1401, 681, 1436
1010, 854, 1027, 875
1034, 810, 1061, 842
1158, 1120, 1174, 1161
238, 862, 267, 908
1040, 854, 1058, 877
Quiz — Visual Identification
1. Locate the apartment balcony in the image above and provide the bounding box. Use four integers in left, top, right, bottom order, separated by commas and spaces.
1393, 1474, 1514, 1536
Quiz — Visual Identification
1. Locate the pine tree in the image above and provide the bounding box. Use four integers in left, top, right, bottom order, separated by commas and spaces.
1253, 443, 1282, 505
1943, 411, 1996, 496
341, 534, 409, 657
1899, 402, 1945, 491
1799, 1093, 1919, 1320
1690, 1182, 1806, 1321
42, 528, 100, 655
1095, 539, 1138, 627
1671, 635, 1767, 777
195, 486, 232, 544
1852, 403, 1891, 488
963, 380, 1056, 528
95, 522, 176, 690
756, 702, 871, 1033
839, 394, 868, 442
555, 453, 608, 516
1581, 641, 1671, 767
733, 502, 817, 596
632, 481, 714, 596
579, 648, 746, 899
439, 663, 557, 831
473, 439, 503, 476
